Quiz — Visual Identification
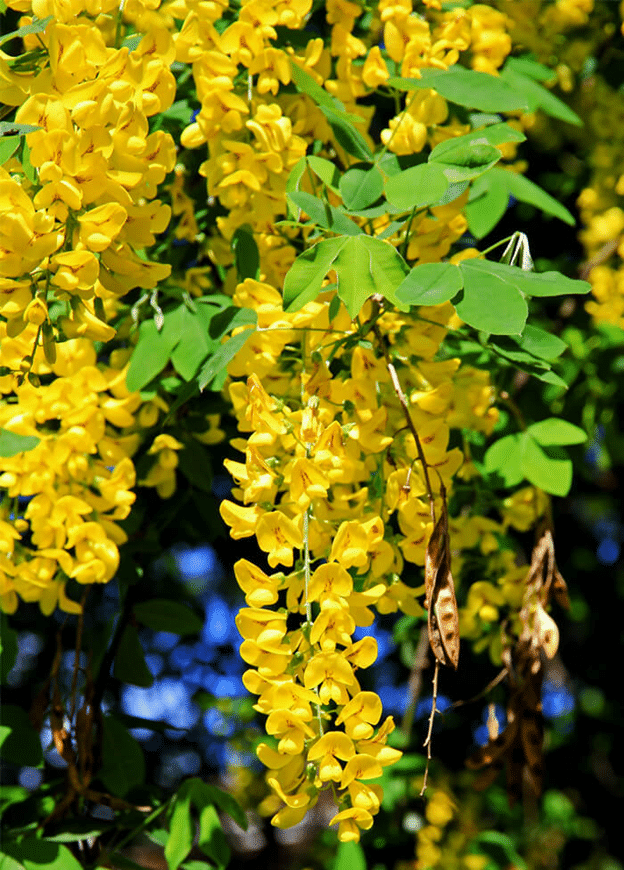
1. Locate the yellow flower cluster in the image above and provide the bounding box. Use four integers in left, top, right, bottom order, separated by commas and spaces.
219, 278, 499, 837
175, 0, 516, 285
0, 324, 138, 614
0, 2, 176, 346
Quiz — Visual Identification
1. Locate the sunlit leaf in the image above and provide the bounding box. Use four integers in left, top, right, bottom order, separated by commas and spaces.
387, 65, 528, 112
384, 163, 449, 211
340, 163, 384, 210
0, 429, 39, 457
456, 260, 528, 335
521, 436, 573, 496
527, 418, 587, 446
395, 262, 463, 306
287, 190, 362, 235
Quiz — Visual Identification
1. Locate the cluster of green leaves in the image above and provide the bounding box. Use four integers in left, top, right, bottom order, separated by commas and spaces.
284, 59, 588, 336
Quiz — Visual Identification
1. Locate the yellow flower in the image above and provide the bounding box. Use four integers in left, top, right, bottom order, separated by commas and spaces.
335, 691, 382, 740
304, 650, 356, 704
329, 806, 374, 842
256, 511, 302, 567
308, 731, 355, 782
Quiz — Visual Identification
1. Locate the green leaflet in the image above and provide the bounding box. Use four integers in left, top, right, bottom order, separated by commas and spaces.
287, 190, 362, 235
133, 599, 203, 635
385, 163, 449, 211
99, 716, 146, 797
232, 225, 259, 280
113, 624, 153, 688
290, 61, 372, 159
395, 262, 463, 306
484, 418, 585, 496
501, 60, 583, 126
197, 328, 255, 390
387, 65, 529, 112
1, 841, 83, 870
0, 706, 43, 767
429, 140, 501, 184
283, 235, 408, 317
0, 429, 40, 457
455, 261, 528, 335
340, 163, 385, 210
126, 303, 256, 392
0, 15, 52, 46
164, 779, 246, 870
333, 841, 366, 870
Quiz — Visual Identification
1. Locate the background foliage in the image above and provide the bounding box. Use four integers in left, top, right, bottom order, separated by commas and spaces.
1, 1, 623, 869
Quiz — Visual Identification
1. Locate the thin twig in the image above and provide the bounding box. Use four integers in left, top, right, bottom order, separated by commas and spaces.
451, 667, 507, 710
420, 660, 439, 796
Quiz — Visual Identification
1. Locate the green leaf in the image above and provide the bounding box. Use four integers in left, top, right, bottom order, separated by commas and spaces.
113, 624, 153, 688
387, 65, 528, 112
2, 841, 82, 870
133, 599, 203, 635
469, 830, 528, 870
518, 325, 567, 360
0, 429, 40, 457
290, 61, 371, 159
165, 789, 194, 870
456, 259, 528, 335
307, 155, 341, 193
464, 257, 590, 297
324, 107, 373, 160
106, 853, 147, 870
161, 100, 194, 126
197, 783, 248, 831
99, 716, 145, 797
521, 435, 573, 496
429, 139, 501, 183
17, 139, 36, 183
466, 170, 510, 238
126, 316, 179, 392
0, 16, 53, 46
395, 262, 463, 306
431, 122, 526, 159
500, 62, 582, 126
484, 433, 524, 487
0, 851, 25, 870
285, 155, 306, 199
333, 841, 366, 870
340, 164, 384, 210
334, 235, 409, 317
44, 821, 109, 843
197, 805, 230, 869
498, 167, 575, 225
0, 706, 43, 767
0, 614, 17, 683
208, 306, 257, 340
287, 190, 362, 235
231, 225, 259, 281
384, 163, 449, 211
527, 418, 587, 446
0, 135, 20, 165
170, 309, 216, 382
504, 56, 556, 82
196, 328, 255, 391
0, 123, 40, 136
283, 237, 347, 310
